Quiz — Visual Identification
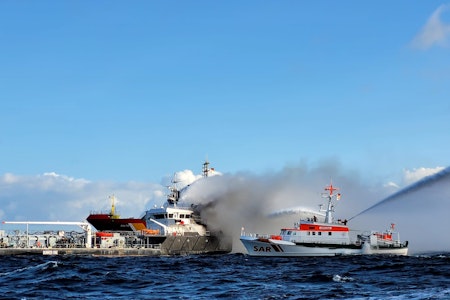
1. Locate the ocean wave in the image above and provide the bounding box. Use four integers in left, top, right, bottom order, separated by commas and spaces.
0, 260, 58, 277
0, 254, 449, 299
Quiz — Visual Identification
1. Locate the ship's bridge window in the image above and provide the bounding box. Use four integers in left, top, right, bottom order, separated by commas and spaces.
154, 214, 166, 219
328, 232, 332, 236
180, 214, 185, 218
186, 214, 191, 218
168, 214, 173, 218
287, 231, 292, 235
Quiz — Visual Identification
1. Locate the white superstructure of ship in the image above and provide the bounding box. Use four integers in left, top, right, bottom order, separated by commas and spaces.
140, 160, 231, 254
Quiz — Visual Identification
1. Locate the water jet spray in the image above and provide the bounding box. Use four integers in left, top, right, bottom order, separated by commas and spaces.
349, 166, 450, 221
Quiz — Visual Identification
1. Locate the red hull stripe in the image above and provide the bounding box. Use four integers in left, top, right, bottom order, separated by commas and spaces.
293, 224, 349, 232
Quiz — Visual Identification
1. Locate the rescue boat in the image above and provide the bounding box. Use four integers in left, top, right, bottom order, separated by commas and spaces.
240, 182, 409, 256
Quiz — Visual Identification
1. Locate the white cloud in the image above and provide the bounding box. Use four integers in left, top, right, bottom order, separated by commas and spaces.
2, 173, 19, 184
172, 169, 201, 187
0, 172, 166, 222
384, 181, 399, 189
411, 4, 450, 50
0, 167, 217, 223
403, 166, 445, 185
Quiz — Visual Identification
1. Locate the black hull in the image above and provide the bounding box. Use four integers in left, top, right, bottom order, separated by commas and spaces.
140, 235, 232, 255
90, 222, 135, 231
86, 214, 146, 232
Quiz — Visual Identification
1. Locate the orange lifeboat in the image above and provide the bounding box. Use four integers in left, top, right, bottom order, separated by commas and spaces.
141, 229, 160, 235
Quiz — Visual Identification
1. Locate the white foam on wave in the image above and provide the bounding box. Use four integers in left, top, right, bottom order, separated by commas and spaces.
0, 260, 58, 277
332, 274, 354, 282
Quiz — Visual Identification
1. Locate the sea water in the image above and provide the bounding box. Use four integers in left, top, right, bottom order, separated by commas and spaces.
1, 253, 449, 299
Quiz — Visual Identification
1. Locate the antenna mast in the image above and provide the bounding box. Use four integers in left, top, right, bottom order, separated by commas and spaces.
202, 159, 210, 177
322, 181, 340, 224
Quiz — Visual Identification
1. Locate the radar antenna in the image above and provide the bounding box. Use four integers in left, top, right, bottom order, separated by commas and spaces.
167, 175, 181, 206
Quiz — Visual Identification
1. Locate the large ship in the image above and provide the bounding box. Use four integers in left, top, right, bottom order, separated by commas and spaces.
240, 182, 409, 256
86, 160, 231, 255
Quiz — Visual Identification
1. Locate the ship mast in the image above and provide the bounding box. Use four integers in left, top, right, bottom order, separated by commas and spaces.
109, 195, 120, 219
202, 159, 210, 177
322, 182, 340, 224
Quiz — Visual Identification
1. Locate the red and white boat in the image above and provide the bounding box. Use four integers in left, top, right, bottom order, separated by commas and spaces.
240, 182, 409, 256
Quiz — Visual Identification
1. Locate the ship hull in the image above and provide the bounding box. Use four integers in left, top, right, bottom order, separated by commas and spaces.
361, 243, 409, 255
159, 235, 231, 255
87, 214, 147, 231
240, 236, 408, 257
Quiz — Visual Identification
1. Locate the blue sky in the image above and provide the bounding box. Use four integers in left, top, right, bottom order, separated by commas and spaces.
1, 1, 449, 181
1, 2, 450, 246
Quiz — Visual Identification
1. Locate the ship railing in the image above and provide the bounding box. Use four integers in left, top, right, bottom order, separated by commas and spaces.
355, 230, 405, 248
376, 238, 404, 247
240, 232, 272, 239
0, 229, 89, 249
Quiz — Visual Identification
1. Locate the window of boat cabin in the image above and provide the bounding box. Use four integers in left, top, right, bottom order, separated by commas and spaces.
180, 214, 185, 218
168, 214, 174, 218
154, 214, 166, 219
328, 232, 332, 236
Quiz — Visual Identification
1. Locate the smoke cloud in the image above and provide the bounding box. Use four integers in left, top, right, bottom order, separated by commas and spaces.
181, 161, 381, 253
